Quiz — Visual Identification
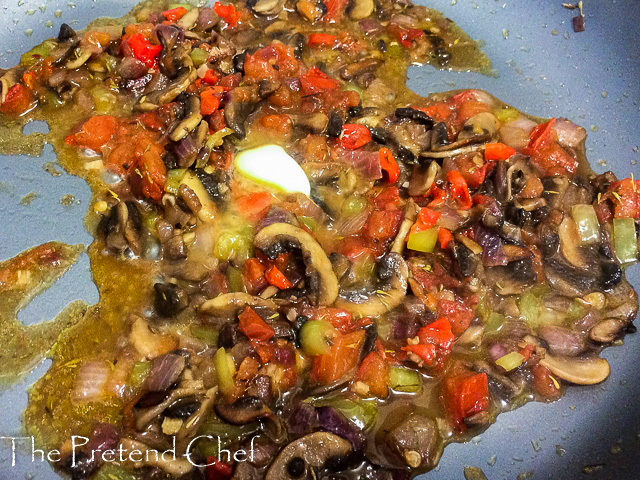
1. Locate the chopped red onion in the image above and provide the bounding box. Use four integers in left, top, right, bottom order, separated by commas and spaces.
146, 353, 186, 392
333, 147, 382, 180
316, 406, 365, 451
274, 348, 296, 366
475, 225, 508, 267
72, 361, 111, 404
573, 15, 585, 32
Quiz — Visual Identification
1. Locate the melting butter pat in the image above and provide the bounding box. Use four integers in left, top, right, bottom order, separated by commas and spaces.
235, 145, 310, 196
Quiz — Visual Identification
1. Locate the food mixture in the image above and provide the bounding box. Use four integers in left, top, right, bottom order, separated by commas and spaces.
0, 0, 638, 479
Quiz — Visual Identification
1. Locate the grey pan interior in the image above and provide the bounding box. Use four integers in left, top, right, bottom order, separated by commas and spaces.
0, 0, 638, 479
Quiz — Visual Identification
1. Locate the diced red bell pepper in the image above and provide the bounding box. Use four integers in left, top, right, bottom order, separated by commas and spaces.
235, 191, 272, 221
417, 317, 455, 351
308, 33, 339, 47
0, 84, 33, 116
238, 307, 275, 342
340, 124, 371, 149
484, 142, 516, 161
127, 33, 162, 68
428, 186, 448, 207
214, 2, 240, 27
443, 372, 490, 430
265, 265, 293, 289
354, 351, 390, 398
200, 88, 221, 115
409, 207, 441, 236
447, 170, 473, 210
309, 307, 353, 333
162, 6, 188, 22
131, 145, 167, 201
371, 186, 401, 210
438, 227, 453, 249
203, 69, 218, 85
311, 330, 365, 384
523, 118, 578, 176
300, 67, 340, 95
379, 147, 400, 183
402, 343, 436, 365
322, 0, 348, 23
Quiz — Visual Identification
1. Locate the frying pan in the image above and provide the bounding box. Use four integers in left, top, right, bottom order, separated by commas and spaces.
0, 1, 638, 478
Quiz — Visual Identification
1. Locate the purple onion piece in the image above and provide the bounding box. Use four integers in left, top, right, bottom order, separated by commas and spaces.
316, 406, 365, 451
539, 325, 586, 356
283, 77, 301, 92
572, 15, 585, 32
475, 225, 508, 267
174, 134, 199, 168
146, 353, 186, 392
87, 423, 120, 456
287, 402, 318, 436
256, 206, 292, 231
554, 117, 587, 149
333, 147, 382, 180
117, 56, 149, 80
196, 7, 219, 31
358, 19, 383, 36
274, 348, 296, 366
488, 342, 508, 362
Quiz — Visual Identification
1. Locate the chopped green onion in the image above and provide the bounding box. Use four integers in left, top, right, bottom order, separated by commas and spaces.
300, 320, 337, 356
190, 48, 209, 68
518, 291, 541, 326
214, 347, 236, 396
298, 216, 317, 232
342, 196, 368, 215
191, 325, 219, 346
495, 351, 525, 371
485, 312, 506, 333
214, 229, 253, 263
164, 168, 187, 194
129, 361, 150, 388
567, 299, 586, 321
205, 128, 234, 150
572, 204, 601, 244
613, 217, 638, 264
227, 266, 245, 293
20, 40, 56, 66
388, 366, 421, 393
407, 227, 439, 253
169, 2, 194, 10
493, 107, 520, 123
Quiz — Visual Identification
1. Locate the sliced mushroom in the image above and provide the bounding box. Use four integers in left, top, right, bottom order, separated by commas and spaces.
339, 58, 382, 81
119, 438, 194, 475
544, 255, 597, 297
252, 0, 287, 16
335, 252, 408, 317
539, 354, 610, 385
349, 0, 374, 19
0, 69, 18, 103
65, 47, 93, 69
170, 95, 203, 142
200, 292, 277, 316
265, 432, 352, 480
215, 396, 272, 425
137, 56, 197, 110
290, 113, 328, 134
589, 318, 626, 343
385, 413, 440, 469
177, 7, 200, 30
558, 216, 596, 271
254, 223, 339, 305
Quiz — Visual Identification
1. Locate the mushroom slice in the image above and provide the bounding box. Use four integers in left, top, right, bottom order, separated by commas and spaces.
349, 0, 374, 19
200, 292, 277, 316
589, 318, 626, 343
254, 223, 339, 305
558, 216, 595, 271
170, 95, 203, 142
539, 354, 610, 385
252, 0, 286, 15
335, 252, 408, 317
265, 432, 352, 480
215, 396, 272, 425
119, 438, 194, 476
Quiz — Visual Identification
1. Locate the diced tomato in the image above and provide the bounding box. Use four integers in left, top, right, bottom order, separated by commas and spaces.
340, 124, 371, 149
244, 45, 298, 82
260, 114, 292, 134
354, 351, 390, 398
127, 33, 162, 68
456, 100, 490, 123
1, 84, 33, 116
131, 144, 167, 201
417, 318, 454, 350
300, 67, 340, 95
308, 307, 353, 333
238, 307, 275, 342
311, 330, 365, 384
443, 372, 490, 430
437, 299, 474, 336
484, 142, 515, 161
338, 235, 375, 261
214, 2, 241, 27
322, 0, 348, 23
371, 186, 401, 210
531, 364, 562, 401
244, 258, 267, 295
428, 186, 448, 207
607, 178, 640, 219
409, 207, 441, 236
235, 191, 272, 221
66, 115, 117, 152
402, 343, 436, 365
387, 23, 425, 48
308, 33, 338, 47
447, 170, 473, 209
417, 103, 452, 123
438, 228, 453, 249
206, 457, 233, 480
523, 118, 578, 176
365, 209, 402, 241
379, 147, 400, 183
265, 265, 293, 289
200, 89, 221, 116
162, 6, 188, 22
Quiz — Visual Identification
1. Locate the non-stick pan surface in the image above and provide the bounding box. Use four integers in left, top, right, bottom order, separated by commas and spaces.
0, 1, 638, 479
